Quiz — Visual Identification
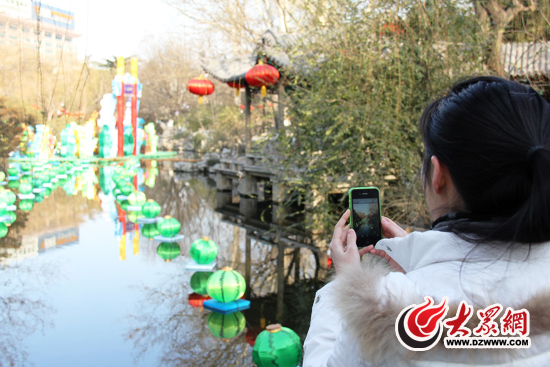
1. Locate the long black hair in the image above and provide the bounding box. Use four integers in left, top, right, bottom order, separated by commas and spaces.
420, 76, 550, 243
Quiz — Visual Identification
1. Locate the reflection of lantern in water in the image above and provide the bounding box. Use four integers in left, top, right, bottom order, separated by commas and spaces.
19, 181, 33, 195
0, 222, 7, 238
140, 223, 159, 238
43, 188, 52, 197
142, 200, 161, 218
157, 242, 181, 262
190, 271, 213, 296
190, 236, 218, 264
188, 292, 210, 308
207, 311, 246, 339
19, 199, 34, 211
128, 191, 146, 206
206, 267, 246, 303
252, 324, 302, 367
0, 171, 5, 181
21, 162, 31, 172
4, 190, 16, 206
156, 216, 181, 237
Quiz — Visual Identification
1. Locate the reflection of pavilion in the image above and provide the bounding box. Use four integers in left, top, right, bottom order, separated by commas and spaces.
216, 191, 319, 321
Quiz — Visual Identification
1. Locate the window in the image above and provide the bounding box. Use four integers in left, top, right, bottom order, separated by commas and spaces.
9, 35, 17, 40
9, 24, 17, 31
22, 27, 29, 33
45, 32, 51, 38
65, 37, 71, 42
0, 32, 4, 37
34, 30, 40, 35
46, 42, 52, 46
55, 34, 62, 40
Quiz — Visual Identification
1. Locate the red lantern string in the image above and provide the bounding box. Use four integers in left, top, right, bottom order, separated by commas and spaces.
187, 76, 215, 104
245, 61, 280, 97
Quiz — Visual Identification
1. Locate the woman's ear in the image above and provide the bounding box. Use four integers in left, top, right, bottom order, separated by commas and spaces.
430, 156, 446, 194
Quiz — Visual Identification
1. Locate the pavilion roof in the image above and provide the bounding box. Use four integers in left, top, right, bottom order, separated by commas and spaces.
202, 29, 309, 84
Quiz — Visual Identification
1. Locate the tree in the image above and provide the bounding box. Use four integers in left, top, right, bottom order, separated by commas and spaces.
0, 98, 35, 159
277, 0, 486, 232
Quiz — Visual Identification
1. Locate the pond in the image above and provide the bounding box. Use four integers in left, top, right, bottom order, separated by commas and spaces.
0, 160, 323, 367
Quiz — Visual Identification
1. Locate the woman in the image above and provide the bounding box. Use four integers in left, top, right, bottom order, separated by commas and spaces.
303, 76, 550, 366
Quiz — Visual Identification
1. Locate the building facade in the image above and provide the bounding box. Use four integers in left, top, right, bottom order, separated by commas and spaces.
0, 0, 79, 60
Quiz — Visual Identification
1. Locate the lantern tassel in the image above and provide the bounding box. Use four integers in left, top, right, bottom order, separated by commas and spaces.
236, 89, 240, 97
261, 85, 266, 97
199, 96, 203, 104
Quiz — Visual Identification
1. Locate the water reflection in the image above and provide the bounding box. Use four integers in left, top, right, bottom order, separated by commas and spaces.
0, 160, 321, 366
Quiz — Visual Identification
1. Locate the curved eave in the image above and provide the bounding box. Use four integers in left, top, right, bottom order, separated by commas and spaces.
202, 55, 256, 84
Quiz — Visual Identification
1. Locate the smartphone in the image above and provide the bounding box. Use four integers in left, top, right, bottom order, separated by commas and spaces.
348, 187, 382, 248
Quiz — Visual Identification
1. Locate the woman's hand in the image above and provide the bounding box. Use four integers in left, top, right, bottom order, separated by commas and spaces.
365, 216, 407, 273
329, 209, 371, 273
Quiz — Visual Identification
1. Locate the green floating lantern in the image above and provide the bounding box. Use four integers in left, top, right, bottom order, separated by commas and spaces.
127, 211, 144, 223
21, 162, 31, 172
19, 199, 34, 212
141, 223, 159, 239
0, 200, 6, 216
142, 200, 161, 218
0, 190, 16, 206
34, 193, 44, 203
7, 167, 18, 177
190, 271, 213, 296
157, 242, 181, 262
119, 200, 131, 212
4, 211, 16, 225
8, 180, 20, 189
206, 267, 246, 303
128, 191, 146, 206
19, 181, 33, 195
0, 222, 7, 238
0, 171, 5, 181
119, 182, 135, 196
190, 236, 218, 264
207, 311, 246, 340
252, 324, 302, 367
156, 216, 181, 237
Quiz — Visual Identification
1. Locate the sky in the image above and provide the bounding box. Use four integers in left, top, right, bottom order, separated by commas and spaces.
48, 0, 184, 62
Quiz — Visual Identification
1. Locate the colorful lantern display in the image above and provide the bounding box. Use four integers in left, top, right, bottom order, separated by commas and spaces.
245, 60, 280, 97
1, 190, 16, 206
252, 324, 302, 367
190, 271, 213, 296
187, 76, 215, 104
190, 236, 218, 264
227, 80, 244, 96
206, 267, 246, 303
142, 200, 161, 218
128, 191, 146, 206
207, 311, 246, 339
0, 222, 7, 238
0, 171, 5, 181
156, 242, 181, 262
156, 216, 181, 237
120, 200, 130, 212
19, 199, 33, 211
0, 200, 6, 215
34, 193, 44, 203
188, 293, 210, 308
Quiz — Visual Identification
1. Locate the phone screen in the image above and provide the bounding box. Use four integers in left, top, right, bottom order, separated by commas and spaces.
350, 188, 381, 247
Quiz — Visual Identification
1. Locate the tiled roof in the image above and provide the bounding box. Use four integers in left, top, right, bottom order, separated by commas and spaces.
501, 42, 550, 77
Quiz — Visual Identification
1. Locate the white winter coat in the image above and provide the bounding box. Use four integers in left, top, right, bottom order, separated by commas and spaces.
303, 230, 550, 366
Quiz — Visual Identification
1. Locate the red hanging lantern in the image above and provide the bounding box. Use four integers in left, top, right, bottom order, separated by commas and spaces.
245, 61, 280, 97
227, 81, 244, 97
187, 76, 215, 104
